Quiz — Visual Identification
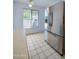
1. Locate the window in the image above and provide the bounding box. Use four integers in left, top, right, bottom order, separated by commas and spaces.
24, 9, 31, 20
23, 9, 38, 28
32, 10, 38, 28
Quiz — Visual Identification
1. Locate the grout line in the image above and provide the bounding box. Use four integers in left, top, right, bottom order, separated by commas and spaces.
26, 33, 62, 59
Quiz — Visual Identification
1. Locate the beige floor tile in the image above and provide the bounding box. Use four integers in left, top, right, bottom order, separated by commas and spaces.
48, 48, 55, 54
36, 48, 42, 54
44, 50, 52, 57
31, 55, 40, 59
47, 55, 56, 59
39, 52, 46, 59
53, 53, 61, 59
30, 50, 37, 56
26, 33, 63, 59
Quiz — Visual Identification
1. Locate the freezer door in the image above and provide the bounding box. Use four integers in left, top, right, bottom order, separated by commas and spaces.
47, 32, 64, 55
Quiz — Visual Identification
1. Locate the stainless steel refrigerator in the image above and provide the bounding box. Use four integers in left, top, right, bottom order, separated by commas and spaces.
45, 1, 65, 56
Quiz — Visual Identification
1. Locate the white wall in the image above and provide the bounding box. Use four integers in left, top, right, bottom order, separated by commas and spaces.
13, 2, 24, 32
13, 2, 45, 34
50, 2, 64, 36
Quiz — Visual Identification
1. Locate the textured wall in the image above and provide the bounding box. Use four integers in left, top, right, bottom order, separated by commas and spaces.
13, 2, 45, 34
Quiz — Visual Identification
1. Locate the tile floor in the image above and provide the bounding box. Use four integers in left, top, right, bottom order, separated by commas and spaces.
26, 33, 64, 59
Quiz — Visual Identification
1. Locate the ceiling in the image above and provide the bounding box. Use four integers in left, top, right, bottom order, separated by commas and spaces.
14, 0, 63, 8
